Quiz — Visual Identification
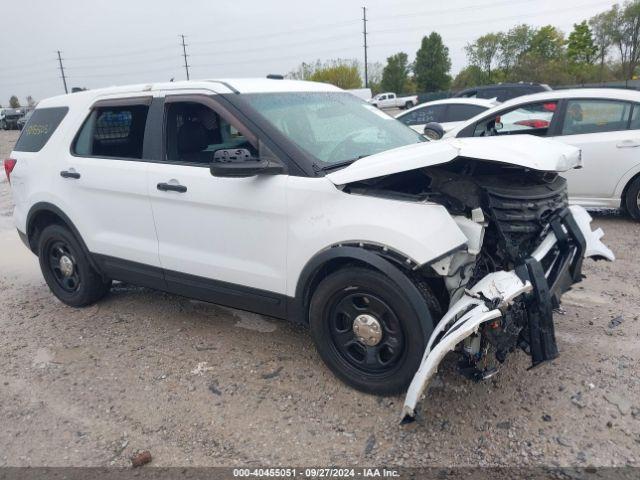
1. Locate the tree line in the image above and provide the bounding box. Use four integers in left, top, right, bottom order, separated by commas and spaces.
0, 95, 35, 109
287, 0, 640, 94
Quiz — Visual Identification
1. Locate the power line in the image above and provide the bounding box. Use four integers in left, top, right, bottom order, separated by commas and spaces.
367, 0, 533, 22
363, 6, 368, 88
188, 19, 360, 46
190, 32, 359, 58
64, 43, 180, 61
57, 50, 68, 94
372, 0, 613, 35
180, 34, 190, 80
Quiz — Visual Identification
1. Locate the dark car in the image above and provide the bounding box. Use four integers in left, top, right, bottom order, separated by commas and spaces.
17, 110, 33, 130
0, 108, 25, 130
453, 82, 551, 102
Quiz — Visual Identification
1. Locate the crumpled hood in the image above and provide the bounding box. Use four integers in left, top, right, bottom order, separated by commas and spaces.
326, 135, 582, 185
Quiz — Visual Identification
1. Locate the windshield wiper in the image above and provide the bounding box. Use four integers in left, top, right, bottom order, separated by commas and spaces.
320, 155, 369, 172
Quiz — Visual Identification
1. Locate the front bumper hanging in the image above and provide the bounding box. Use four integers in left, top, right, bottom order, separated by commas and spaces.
401, 205, 614, 422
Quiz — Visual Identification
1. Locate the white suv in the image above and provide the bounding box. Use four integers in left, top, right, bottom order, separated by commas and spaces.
5, 78, 613, 420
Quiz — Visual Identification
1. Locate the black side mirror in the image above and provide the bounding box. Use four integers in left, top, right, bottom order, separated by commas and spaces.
210, 148, 284, 178
423, 122, 444, 140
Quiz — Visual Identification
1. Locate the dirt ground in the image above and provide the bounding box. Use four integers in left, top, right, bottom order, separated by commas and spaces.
0, 129, 638, 468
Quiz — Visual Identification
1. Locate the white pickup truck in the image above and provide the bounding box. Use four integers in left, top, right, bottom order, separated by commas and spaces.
368, 92, 418, 110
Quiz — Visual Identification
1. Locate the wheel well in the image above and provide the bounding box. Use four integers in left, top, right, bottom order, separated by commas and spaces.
298, 253, 446, 325
301, 257, 369, 323
621, 171, 640, 208
27, 209, 69, 253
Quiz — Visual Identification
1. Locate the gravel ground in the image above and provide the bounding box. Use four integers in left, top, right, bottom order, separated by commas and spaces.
0, 129, 638, 467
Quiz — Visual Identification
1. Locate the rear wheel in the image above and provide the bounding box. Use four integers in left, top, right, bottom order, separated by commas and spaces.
624, 176, 640, 221
405, 101, 414, 109
309, 267, 434, 395
38, 224, 111, 306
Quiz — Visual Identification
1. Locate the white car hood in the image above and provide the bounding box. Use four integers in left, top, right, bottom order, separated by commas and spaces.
326, 135, 581, 185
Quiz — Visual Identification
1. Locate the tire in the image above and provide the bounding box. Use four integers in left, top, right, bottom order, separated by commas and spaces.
404, 101, 414, 109
423, 128, 442, 140
624, 176, 640, 221
309, 267, 434, 395
38, 224, 111, 307
0, 121, 6, 130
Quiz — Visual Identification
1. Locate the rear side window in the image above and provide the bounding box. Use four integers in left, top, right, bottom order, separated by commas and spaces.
629, 103, 640, 129
561, 99, 632, 135
399, 105, 446, 126
14, 107, 68, 152
73, 104, 149, 159
444, 104, 487, 122
473, 101, 558, 137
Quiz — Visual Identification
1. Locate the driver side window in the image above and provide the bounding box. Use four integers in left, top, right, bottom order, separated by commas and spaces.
164, 101, 256, 164
473, 101, 558, 137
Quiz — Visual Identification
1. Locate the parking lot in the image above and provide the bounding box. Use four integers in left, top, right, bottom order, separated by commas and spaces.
0, 129, 638, 467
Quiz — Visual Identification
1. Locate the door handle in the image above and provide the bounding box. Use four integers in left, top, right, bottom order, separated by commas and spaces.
60, 170, 81, 179
157, 182, 187, 193
616, 141, 640, 148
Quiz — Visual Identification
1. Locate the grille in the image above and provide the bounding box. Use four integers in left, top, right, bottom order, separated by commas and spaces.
484, 176, 568, 262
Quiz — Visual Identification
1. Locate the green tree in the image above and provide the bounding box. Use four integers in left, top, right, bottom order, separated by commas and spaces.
466, 32, 503, 82
529, 25, 566, 60
414, 32, 452, 92
609, 1, 640, 79
567, 21, 597, 63
310, 60, 362, 89
380, 52, 410, 93
590, 9, 616, 80
452, 65, 485, 90
499, 24, 535, 76
287, 60, 321, 80
288, 59, 362, 88
9, 95, 20, 108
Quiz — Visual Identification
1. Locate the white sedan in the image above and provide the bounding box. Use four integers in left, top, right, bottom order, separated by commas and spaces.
396, 98, 498, 136
442, 88, 640, 220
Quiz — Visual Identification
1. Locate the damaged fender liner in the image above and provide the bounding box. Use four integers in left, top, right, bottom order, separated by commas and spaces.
401, 206, 614, 423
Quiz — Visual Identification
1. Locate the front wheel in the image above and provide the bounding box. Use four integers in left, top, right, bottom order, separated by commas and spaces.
624, 176, 640, 220
309, 267, 434, 395
38, 224, 111, 307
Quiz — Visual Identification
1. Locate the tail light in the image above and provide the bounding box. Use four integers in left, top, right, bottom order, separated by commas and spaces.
4, 158, 16, 183
543, 102, 557, 112
515, 119, 549, 129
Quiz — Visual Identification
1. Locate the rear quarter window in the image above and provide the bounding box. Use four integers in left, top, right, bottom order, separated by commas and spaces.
14, 107, 69, 152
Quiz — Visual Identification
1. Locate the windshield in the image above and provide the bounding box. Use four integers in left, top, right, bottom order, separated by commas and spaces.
241, 92, 425, 167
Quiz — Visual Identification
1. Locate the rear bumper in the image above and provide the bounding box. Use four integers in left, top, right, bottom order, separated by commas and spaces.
401, 205, 614, 422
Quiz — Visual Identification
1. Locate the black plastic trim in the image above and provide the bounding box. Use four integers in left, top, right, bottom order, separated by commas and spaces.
93, 254, 167, 291
92, 254, 287, 319
17, 229, 29, 249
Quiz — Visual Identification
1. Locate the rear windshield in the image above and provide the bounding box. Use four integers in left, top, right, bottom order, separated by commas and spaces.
14, 107, 68, 152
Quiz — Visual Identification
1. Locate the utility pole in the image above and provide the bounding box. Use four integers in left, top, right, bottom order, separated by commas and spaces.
180, 34, 190, 80
362, 6, 368, 88
57, 50, 68, 94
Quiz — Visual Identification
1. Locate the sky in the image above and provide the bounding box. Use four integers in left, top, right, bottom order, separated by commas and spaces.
0, 0, 616, 105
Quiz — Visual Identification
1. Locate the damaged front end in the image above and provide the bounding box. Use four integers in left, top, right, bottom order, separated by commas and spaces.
327, 136, 614, 422
400, 183, 614, 422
